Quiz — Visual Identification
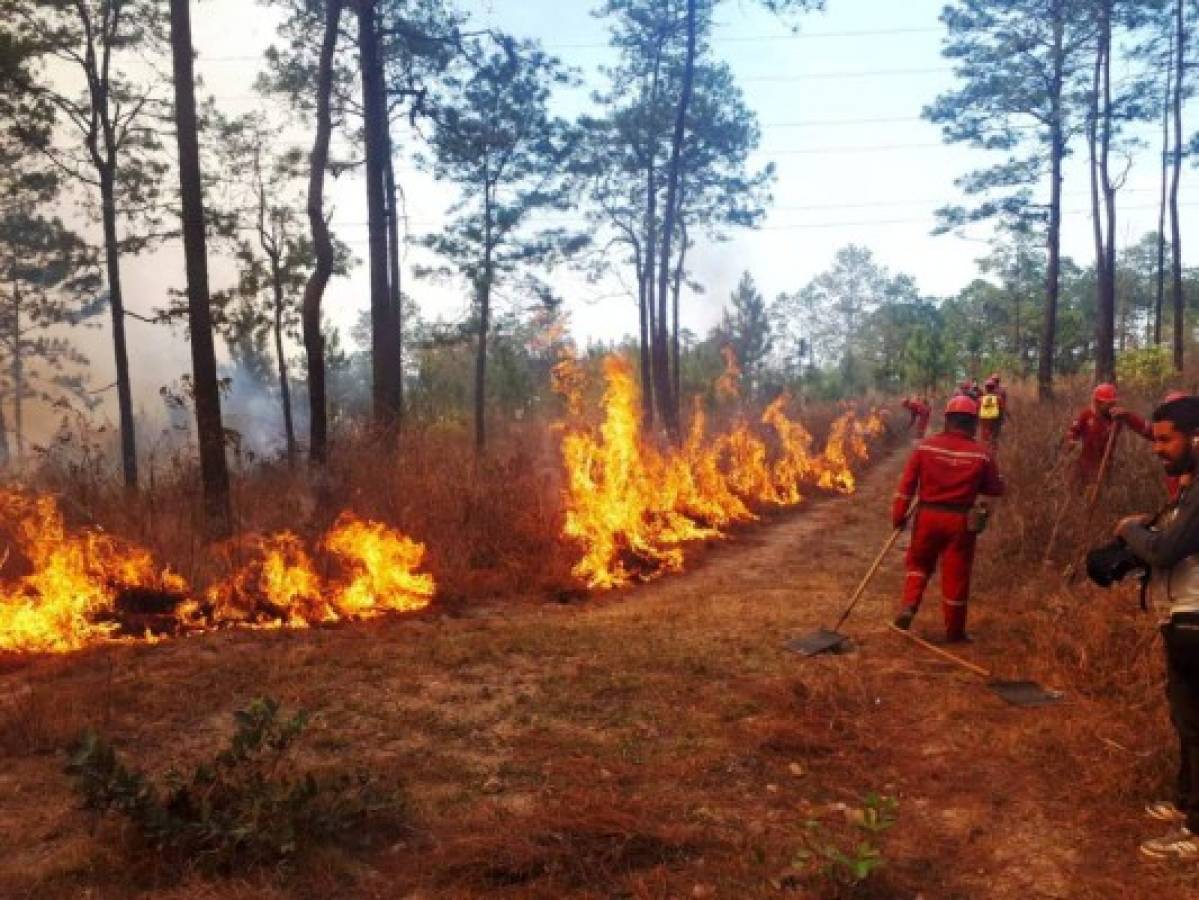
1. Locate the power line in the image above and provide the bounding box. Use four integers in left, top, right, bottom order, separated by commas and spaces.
199, 25, 944, 62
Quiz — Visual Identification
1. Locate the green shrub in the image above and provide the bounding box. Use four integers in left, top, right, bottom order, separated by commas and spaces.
793, 793, 898, 887
67, 697, 405, 872
1115, 346, 1173, 392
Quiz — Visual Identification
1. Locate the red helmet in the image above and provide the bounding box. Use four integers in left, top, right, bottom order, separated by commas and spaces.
989, 372, 1001, 382
1093, 383, 1118, 404
984, 376, 998, 388
945, 395, 979, 416
1164, 390, 1188, 404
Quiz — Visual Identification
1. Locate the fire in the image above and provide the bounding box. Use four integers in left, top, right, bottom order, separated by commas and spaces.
560, 357, 717, 589
0, 489, 435, 654
715, 344, 742, 401
323, 514, 436, 616
202, 516, 435, 626
556, 356, 888, 589
0, 489, 186, 653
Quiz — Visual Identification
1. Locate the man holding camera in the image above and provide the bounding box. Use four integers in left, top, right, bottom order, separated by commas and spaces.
1112, 395, 1199, 860
891, 394, 1004, 643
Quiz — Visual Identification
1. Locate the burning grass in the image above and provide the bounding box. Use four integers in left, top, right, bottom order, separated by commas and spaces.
1, 353, 888, 656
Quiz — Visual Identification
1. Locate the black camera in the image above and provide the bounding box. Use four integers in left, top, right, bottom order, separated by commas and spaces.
1085, 538, 1148, 588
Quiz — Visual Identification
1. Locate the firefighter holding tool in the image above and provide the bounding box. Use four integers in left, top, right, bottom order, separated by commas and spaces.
891, 395, 1005, 643
1064, 382, 1151, 484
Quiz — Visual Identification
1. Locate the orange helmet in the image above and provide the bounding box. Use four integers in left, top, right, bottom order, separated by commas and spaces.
1093, 383, 1118, 404
945, 395, 979, 416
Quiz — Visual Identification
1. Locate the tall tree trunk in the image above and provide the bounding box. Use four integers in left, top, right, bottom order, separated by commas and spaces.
1171, 0, 1186, 371
0, 393, 9, 468
385, 154, 404, 422
357, 0, 401, 425
1088, 32, 1107, 373
633, 239, 653, 429
641, 30, 665, 430
99, 173, 138, 488
1156, 48, 1172, 345
1096, 4, 1117, 384
169, 0, 232, 539
671, 222, 688, 407
10, 280, 20, 458
655, 0, 697, 440
1039, 4, 1065, 400
475, 194, 494, 453
269, 258, 297, 469
301, 0, 342, 467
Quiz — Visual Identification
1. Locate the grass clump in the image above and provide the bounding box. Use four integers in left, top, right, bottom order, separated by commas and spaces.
66, 696, 406, 873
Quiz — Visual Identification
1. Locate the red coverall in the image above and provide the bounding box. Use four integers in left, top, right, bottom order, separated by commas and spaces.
901, 398, 931, 438
892, 431, 1005, 638
1065, 408, 1151, 482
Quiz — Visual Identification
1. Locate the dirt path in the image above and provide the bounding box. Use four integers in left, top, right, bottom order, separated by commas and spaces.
1, 448, 1196, 898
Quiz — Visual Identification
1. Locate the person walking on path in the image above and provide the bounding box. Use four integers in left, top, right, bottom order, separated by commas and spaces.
891, 395, 1005, 643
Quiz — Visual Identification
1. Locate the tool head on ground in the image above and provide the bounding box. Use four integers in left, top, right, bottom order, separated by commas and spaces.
987, 679, 1064, 707
889, 624, 1064, 708
788, 526, 906, 659
785, 628, 852, 656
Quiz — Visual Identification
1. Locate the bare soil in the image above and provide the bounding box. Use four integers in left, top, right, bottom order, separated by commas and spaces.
1, 448, 1196, 898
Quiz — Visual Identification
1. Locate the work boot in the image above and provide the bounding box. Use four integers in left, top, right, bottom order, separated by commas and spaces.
893, 607, 916, 630
1140, 827, 1199, 860
1145, 801, 1187, 824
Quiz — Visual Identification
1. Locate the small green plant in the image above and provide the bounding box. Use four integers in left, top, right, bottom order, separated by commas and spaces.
67, 697, 404, 872
793, 793, 898, 886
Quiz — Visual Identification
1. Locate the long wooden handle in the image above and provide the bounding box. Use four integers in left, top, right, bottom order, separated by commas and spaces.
1086, 422, 1122, 510
831, 525, 905, 632
888, 624, 993, 678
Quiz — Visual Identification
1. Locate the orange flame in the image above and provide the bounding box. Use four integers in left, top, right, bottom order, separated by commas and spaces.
557, 357, 887, 589
0, 489, 186, 653
0, 490, 435, 654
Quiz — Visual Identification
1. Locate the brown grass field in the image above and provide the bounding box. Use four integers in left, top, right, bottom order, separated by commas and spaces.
3, 384, 1199, 897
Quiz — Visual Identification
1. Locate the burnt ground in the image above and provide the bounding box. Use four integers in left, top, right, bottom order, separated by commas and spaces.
1, 450, 1197, 898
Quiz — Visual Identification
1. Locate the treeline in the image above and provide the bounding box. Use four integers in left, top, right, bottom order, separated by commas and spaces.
0, 0, 820, 537
925, 0, 1199, 397
3, 0, 1199, 539
718, 236, 1199, 405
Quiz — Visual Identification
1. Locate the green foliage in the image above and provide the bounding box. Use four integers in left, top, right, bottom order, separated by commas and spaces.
1116, 345, 1174, 390
793, 793, 898, 887
66, 697, 405, 872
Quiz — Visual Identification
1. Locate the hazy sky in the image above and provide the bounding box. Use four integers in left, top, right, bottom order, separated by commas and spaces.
42, 0, 1199, 439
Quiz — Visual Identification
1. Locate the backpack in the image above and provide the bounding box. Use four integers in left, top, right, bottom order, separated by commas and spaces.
979, 393, 1001, 420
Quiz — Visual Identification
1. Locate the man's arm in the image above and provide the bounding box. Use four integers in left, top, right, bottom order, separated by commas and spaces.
1117, 410, 1153, 440
1121, 490, 1199, 569
892, 449, 921, 526
979, 457, 1005, 498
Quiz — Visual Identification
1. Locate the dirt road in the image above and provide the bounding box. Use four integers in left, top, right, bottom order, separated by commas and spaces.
1, 449, 1196, 898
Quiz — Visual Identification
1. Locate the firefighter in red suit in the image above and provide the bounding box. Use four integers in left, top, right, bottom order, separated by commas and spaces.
1064, 383, 1151, 484
901, 396, 931, 439
891, 395, 1005, 643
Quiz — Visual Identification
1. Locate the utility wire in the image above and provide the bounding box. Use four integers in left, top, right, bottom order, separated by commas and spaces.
200, 25, 944, 61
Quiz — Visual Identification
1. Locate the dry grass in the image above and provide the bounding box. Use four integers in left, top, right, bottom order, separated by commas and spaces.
6, 382, 1199, 897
